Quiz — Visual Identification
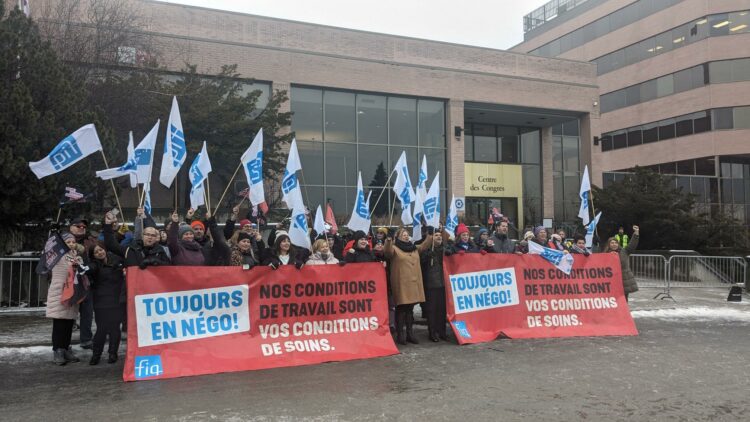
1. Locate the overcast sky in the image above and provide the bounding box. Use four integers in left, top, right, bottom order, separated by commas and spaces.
163, 0, 551, 50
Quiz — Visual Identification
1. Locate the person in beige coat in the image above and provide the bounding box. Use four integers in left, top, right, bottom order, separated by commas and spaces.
46, 233, 85, 365
384, 227, 433, 345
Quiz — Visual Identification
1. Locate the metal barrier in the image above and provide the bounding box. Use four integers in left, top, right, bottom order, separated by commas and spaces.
0, 258, 48, 310
667, 255, 747, 288
629, 254, 670, 300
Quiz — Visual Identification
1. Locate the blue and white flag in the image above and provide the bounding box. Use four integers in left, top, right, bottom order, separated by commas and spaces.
578, 165, 591, 226
282, 139, 304, 211
159, 96, 187, 188
423, 172, 441, 228
412, 155, 428, 242
585, 211, 602, 248
445, 195, 459, 240
29, 124, 103, 179
189, 141, 212, 209
346, 172, 372, 234
143, 182, 152, 215
240, 129, 265, 206
289, 206, 311, 250
392, 151, 414, 225
96, 120, 159, 183
127, 132, 137, 188
313, 205, 327, 237
528, 240, 575, 275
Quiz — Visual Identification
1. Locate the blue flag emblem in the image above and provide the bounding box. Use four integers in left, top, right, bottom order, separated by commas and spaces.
190, 165, 203, 186
282, 171, 298, 194
49, 135, 83, 171
168, 124, 186, 167
247, 151, 263, 184
540, 248, 563, 265
134, 149, 151, 165
355, 190, 368, 218
424, 197, 437, 218
293, 212, 307, 231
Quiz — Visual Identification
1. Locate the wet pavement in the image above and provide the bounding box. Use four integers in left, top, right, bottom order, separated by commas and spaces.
1, 288, 749, 421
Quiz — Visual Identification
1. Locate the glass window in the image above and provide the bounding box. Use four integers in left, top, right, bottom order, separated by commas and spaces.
656, 75, 674, 97
671, 24, 689, 47
323, 91, 355, 142
639, 79, 657, 103
693, 111, 711, 133
562, 136, 579, 171
729, 11, 750, 34
601, 134, 613, 152
520, 129, 540, 164
709, 13, 730, 36
654, 31, 672, 55
422, 148, 446, 184
642, 123, 658, 143
732, 163, 743, 179
357, 94, 387, 144
613, 131, 627, 149
692, 176, 707, 202
303, 186, 325, 216
721, 178, 733, 203
563, 174, 580, 204
418, 100, 444, 147
603, 172, 616, 187
677, 160, 695, 175
389, 146, 418, 184
673, 68, 694, 92
563, 120, 579, 136
625, 84, 640, 106
627, 128, 642, 147
731, 58, 750, 82
464, 125, 473, 161
676, 176, 691, 192
552, 124, 563, 135
640, 37, 657, 60
709, 60, 732, 83
473, 133, 497, 162
326, 186, 356, 218
500, 134, 519, 163
297, 140, 324, 185
675, 114, 694, 137
660, 162, 676, 174
388, 97, 417, 146
712, 108, 734, 129
695, 157, 716, 176
325, 143, 357, 187
552, 136, 563, 172
291, 87, 323, 141
358, 145, 388, 187
659, 118, 676, 140
734, 106, 750, 129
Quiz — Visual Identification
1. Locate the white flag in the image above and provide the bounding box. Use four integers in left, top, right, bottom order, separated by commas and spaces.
21, 0, 30, 17
144, 182, 152, 215
188, 141, 212, 209
282, 139, 304, 210
289, 206, 311, 250
578, 165, 591, 226
346, 172, 372, 234
313, 205, 326, 236
586, 211, 602, 248
445, 195, 459, 240
423, 172, 441, 228
29, 124, 103, 179
412, 155, 428, 241
159, 96, 187, 188
240, 129, 265, 206
392, 151, 414, 225
96, 120, 159, 183
528, 241, 575, 275
127, 132, 136, 188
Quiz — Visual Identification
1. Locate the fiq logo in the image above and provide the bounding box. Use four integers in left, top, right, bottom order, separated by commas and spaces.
134, 355, 163, 379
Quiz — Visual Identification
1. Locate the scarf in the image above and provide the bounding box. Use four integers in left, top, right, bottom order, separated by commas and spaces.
181, 240, 202, 251
394, 239, 416, 253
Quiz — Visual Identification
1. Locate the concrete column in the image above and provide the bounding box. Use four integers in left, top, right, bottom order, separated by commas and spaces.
446, 99, 465, 198
541, 126, 554, 220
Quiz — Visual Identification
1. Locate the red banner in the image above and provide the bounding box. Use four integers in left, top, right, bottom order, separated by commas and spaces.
123, 263, 398, 381
443, 254, 638, 344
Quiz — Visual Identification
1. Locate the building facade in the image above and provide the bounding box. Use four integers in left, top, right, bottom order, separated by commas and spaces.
27, 0, 600, 231
513, 0, 750, 225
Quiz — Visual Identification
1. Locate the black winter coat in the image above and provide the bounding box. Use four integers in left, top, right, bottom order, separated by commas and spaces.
345, 247, 376, 263
103, 224, 171, 269
491, 233, 516, 254
87, 253, 126, 309
420, 244, 444, 289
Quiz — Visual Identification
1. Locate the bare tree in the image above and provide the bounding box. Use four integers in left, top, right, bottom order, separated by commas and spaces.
35, 0, 159, 82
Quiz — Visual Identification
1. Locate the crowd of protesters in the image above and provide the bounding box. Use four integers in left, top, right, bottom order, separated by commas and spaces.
44, 205, 640, 365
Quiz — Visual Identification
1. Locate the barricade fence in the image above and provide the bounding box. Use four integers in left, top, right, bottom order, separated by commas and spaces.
1, 254, 745, 310
0, 258, 48, 311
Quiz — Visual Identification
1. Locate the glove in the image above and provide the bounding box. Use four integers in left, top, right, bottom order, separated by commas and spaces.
268, 262, 278, 270
139, 262, 148, 270
457, 249, 465, 255
480, 249, 488, 255
295, 261, 304, 270
338, 261, 347, 266
49, 222, 61, 233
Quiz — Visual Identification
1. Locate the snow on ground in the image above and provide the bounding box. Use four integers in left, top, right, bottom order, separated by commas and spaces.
632, 306, 750, 322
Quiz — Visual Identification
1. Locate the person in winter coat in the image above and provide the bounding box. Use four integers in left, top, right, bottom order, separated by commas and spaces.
420, 229, 447, 342
490, 220, 515, 253
47, 233, 84, 366
103, 210, 171, 269
230, 232, 260, 268
384, 227, 434, 345
515, 231, 535, 254
167, 211, 206, 266
604, 225, 640, 301
344, 231, 376, 263
263, 231, 305, 269
86, 242, 125, 365
68, 217, 95, 350
569, 235, 591, 256
447, 223, 485, 254
306, 239, 339, 265
531, 226, 555, 249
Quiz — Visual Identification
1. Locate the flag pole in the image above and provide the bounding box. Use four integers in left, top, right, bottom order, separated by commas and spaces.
367, 169, 396, 220
55, 206, 62, 224
206, 177, 212, 213
99, 151, 124, 218
213, 162, 242, 215
388, 193, 397, 228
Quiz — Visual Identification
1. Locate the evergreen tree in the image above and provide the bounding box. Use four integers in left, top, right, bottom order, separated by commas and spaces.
369, 162, 389, 217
